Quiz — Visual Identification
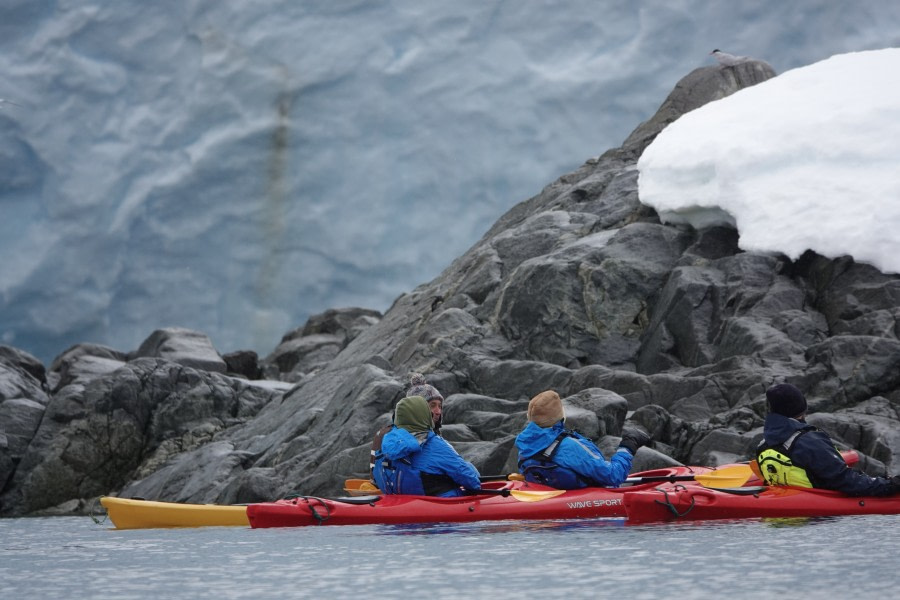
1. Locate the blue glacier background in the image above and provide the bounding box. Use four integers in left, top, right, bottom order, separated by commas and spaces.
2, 1, 900, 364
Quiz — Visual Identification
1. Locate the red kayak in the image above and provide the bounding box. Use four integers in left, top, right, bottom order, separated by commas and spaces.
247, 466, 724, 528
623, 483, 900, 524
246, 452, 862, 528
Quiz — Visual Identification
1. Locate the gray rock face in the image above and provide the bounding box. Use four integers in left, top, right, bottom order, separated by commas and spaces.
260, 307, 383, 382
622, 60, 778, 156
1, 349, 281, 514
2, 60, 900, 515
132, 328, 227, 373
0, 346, 50, 495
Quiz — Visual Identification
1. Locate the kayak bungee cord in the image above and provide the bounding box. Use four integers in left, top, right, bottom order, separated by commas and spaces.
653, 484, 696, 519
279, 495, 381, 525
286, 496, 333, 525
89, 497, 109, 526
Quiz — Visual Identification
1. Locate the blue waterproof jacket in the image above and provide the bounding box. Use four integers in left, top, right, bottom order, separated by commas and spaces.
373, 427, 481, 497
515, 421, 633, 489
760, 413, 894, 496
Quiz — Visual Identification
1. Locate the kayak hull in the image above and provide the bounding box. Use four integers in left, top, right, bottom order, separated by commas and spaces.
623, 484, 900, 523
97, 453, 858, 529
100, 496, 249, 529
246, 466, 714, 528
248, 484, 625, 528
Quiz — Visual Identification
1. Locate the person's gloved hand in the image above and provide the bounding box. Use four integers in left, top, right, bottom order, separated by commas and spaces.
618, 428, 651, 455
888, 475, 900, 495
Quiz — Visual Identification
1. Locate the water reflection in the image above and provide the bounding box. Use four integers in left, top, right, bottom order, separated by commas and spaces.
624, 515, 841, 531
375, 517, 626, 536
761, 516, 838, 528
3, 514, 899, 599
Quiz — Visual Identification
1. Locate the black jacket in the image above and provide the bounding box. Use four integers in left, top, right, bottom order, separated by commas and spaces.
761, 413, 894, 496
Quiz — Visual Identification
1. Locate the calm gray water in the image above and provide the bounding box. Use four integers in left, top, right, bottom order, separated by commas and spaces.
2, 513, 898, 599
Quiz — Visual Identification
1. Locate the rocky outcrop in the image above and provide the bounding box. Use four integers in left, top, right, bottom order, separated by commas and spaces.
3, 60, 900, 516
131, 328, 227, 374
260, 307, 383, 382
1, 349, 286, 515
0, 346, 50, 496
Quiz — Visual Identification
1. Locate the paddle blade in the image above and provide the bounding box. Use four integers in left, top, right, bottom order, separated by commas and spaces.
508, 489, 567, 502
749, 459, 763, 480
840, 449, 859, 467
343, 479, 382, 496
694, 464, 753, 488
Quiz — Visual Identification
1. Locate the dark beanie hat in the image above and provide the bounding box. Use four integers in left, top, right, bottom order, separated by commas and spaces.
766, 383, 808, 418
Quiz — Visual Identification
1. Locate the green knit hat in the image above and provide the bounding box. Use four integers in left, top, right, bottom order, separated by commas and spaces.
394, 395, 434, 438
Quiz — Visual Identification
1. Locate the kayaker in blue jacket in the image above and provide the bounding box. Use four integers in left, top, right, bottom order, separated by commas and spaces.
370, 372, 445, 480
756, 383, 900, 496
373, 394, 481, 497
515, 390, 650, 489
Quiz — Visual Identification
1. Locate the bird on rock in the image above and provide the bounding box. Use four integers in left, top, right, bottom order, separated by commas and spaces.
710, 49, 748, 67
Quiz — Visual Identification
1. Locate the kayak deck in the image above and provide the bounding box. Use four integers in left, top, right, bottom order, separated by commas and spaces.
97, 455, 863, 529
98, 465, 708, 530
248, 484, 627, 528
100, 496, 249, 530
623, 483, 900, 523
246, 471, 714, 528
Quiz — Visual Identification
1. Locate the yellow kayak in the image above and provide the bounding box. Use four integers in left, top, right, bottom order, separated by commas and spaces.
100, 496, 249, 530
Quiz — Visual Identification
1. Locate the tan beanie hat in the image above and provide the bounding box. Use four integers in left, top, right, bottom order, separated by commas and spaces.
527, 390, 565, 428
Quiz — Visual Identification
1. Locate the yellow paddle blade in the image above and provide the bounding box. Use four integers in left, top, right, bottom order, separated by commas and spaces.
508, 473, 525, 481
508, 489, 567, 502
749, 459, 763, 480
343, 479, 383, 496
693, 464, 754, 488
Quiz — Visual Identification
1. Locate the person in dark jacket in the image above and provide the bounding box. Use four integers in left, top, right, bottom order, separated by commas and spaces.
370, 373, 445, 480
372, 395, 481, 497
757, 383, 900, 496
515, 390, 650, 489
